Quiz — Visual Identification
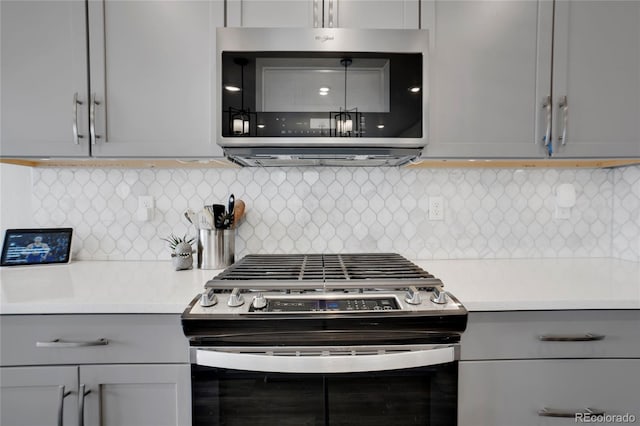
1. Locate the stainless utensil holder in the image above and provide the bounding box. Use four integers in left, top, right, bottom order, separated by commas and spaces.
197, 228, 235, 270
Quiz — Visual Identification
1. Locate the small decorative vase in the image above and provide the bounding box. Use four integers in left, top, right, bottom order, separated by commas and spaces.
172, 252, 193, 271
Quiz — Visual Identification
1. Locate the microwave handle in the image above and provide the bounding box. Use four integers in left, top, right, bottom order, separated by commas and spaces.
194, 346, 455, 374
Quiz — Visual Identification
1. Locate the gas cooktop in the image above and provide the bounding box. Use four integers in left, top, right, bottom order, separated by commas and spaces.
182, 253, 467, 344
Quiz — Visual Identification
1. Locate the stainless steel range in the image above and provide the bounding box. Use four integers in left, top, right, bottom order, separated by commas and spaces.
182, 253, 467, 426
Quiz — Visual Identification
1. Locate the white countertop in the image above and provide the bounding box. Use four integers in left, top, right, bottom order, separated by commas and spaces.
1, 258, 639, 314
418, 258, 640, 311
0, 261, 224, 314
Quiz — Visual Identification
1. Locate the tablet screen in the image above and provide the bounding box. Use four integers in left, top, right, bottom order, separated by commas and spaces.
1, 228, 73, 266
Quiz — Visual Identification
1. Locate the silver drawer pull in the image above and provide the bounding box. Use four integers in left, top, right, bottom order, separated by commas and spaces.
538, 333, 605, 342
36, 338, 109, 348
538, 407, 605, 418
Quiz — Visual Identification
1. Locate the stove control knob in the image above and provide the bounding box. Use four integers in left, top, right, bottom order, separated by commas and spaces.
252, 293, 267, 310
430, 288, 448, 305
200, 289, 218, 307
405, 286, 422, 305
227, 288, 245, 308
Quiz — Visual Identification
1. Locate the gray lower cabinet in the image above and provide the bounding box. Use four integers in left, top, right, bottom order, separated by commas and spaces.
0, 364, 190, 426
458, 310, 640, 425
0, 314, 191, 426
80, 364, 190, 426
459, 359, 640, 425
0, 366, 79, 426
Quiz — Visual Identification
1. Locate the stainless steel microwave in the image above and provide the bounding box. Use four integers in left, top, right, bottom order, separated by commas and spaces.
216, 27, 429, 166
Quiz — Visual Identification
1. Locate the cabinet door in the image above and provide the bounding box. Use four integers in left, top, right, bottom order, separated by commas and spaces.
0, 366, 78, 426
0, 0, 89, 157
80, 364, 191, 426
459, 359, 640, 426
226, 0, 418, 29
226, 0, 317, 27
333, 0, 419, 29
87, 0, 224, 157
552, 0, 640, 158
423, 0, 553, 158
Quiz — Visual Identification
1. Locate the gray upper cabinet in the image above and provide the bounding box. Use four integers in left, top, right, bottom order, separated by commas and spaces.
422, 0, 553, 158
0, 1, 89, 157
0, 0, 224, 158
88, 0, 223, 157
423, 0, 640, 159
227, 0, 419, 29
551, 0, 640, 158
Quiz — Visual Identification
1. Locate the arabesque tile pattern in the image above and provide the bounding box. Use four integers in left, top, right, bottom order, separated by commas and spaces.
31, 166, 639, 262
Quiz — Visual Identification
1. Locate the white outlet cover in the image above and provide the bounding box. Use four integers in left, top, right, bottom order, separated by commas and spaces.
429, 196, 444, 221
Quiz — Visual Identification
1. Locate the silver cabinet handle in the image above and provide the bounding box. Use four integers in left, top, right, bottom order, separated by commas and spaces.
57, 385, 72, 426
72, 93, 84, 144
36, 338, 109, 348
541, 95, 552, 153
327, 0, 334, 27
558, 95, 568, 146
538, 407, 605, 418
313, 0, 319, 27
78, 384, 91, 426
89, 93, 101, 145
538, 333, 605, 342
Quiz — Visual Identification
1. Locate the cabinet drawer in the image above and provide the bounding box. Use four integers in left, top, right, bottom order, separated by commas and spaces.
459, 359, 640, 426
461, 310, 640, 360
0, 314, 189, 366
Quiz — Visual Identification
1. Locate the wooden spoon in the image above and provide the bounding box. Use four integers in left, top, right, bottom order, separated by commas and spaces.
232, 199, 246, 228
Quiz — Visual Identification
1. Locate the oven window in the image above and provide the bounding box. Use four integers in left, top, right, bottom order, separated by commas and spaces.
191, 363, 457, 426
221, 52, 423, 138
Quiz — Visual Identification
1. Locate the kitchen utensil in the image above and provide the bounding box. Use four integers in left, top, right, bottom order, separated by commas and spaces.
211, 204, 226, 229
215, 212, 233, 229
184, 209, 198, 225
227, 194, 235, 221
232, 199, 245, 228
198, 209, 215, 230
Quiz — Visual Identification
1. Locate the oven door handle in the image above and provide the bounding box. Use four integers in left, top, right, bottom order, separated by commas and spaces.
194, 346, 456, 374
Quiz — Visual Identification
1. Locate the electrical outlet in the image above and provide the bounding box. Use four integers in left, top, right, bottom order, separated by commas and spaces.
136, 195, 155, 221
139, 195, 154, 209
429, 196, 444, 221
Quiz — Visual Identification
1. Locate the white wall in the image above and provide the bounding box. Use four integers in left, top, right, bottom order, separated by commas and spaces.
0, 163, 33, 231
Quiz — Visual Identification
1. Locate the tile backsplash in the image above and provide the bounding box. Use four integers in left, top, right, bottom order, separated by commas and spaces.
29, 165, 640, 262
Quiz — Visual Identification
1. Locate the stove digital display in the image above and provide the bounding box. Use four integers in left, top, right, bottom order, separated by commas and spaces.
252, 297, 400, 312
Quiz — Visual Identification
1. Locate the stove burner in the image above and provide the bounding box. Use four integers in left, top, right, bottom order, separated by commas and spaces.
207, 253, 443, 291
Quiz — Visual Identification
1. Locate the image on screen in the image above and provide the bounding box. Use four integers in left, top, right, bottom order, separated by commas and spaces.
1, 230, 72, 266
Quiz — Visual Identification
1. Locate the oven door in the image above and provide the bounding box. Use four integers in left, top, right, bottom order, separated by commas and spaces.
191, 344, 458, 426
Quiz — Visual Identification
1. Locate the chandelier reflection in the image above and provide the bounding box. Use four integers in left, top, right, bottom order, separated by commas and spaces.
331, 58, 360, 137
226, 58, 256, 136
